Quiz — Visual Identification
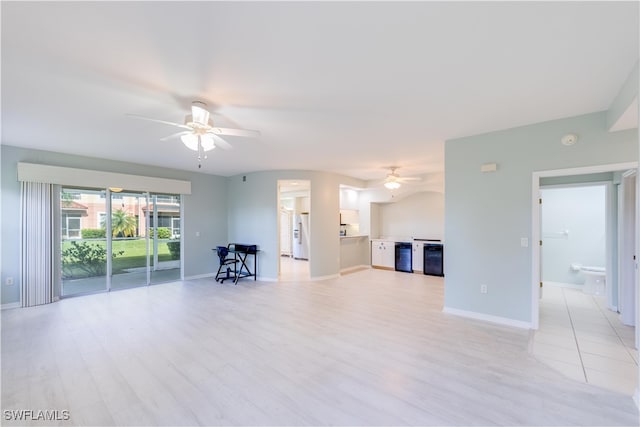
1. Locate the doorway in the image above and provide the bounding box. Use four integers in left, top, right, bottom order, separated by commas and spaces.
540, 184, 608, 295
278, 180, 310, 281
530, 162, 638, 395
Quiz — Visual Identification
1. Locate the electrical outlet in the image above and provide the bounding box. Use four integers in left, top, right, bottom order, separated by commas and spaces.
6, 277, 14, 286
480, 284, 488, 294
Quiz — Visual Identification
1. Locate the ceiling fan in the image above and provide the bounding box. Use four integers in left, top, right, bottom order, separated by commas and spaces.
128, 101, 260, 168
381, 167, 421, 190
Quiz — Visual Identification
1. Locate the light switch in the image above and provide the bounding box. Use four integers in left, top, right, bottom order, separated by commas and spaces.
196, 231, 200, 237
520, 238, 528, 247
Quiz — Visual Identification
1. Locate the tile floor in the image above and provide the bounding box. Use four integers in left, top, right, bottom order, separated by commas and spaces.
531, 284, 638, 395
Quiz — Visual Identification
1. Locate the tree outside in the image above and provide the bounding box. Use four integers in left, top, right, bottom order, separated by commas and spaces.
102, 209, 137, 237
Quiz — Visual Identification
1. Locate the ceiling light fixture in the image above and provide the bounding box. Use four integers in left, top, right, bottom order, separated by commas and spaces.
109, 187, 123, 193
180, 133, 216, 169
384, 181, 401, 190
180, 133, 215, 152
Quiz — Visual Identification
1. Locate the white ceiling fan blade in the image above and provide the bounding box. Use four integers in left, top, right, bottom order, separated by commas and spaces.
209, 133, 233, 150
399, 177, 422, 182
159, 131, 191, 141
126, 114, 192, 130
210, 127, 260, 138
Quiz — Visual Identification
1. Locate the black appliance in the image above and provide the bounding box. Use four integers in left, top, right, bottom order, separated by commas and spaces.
395, 242, 413, 273
423, 243, 444, 276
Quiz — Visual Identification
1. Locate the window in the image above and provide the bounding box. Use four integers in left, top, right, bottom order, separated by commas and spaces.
66, 216, 81, 239
97, 212, 106, 228
171, 217, 181, 238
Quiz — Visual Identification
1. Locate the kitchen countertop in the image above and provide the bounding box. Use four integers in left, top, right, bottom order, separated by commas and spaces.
340, 235, 368, 239
371, 237, 443, 243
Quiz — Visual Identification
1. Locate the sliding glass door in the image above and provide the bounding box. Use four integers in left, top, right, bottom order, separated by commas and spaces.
61, 188, 108, 296
149, 194, 181, 284
110, 190, 149, 290
60, 187, 182, 297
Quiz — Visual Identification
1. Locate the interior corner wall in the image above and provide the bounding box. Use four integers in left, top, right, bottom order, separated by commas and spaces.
0, 145, 228, 305
226, 170, 346, 280
444, 111, 638, 323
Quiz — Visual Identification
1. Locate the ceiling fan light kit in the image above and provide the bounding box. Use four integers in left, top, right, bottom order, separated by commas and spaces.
384, 181, 401, 190
180, 133, 215, 152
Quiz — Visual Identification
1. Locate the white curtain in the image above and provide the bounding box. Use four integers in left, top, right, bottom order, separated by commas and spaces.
20, 182, 54, 307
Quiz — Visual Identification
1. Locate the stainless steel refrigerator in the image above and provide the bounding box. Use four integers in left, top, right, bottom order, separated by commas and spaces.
293, 213, 309, 260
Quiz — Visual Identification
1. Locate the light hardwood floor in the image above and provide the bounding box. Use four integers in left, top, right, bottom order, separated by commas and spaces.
2, 269, 639, 426
279, 256, 309, 282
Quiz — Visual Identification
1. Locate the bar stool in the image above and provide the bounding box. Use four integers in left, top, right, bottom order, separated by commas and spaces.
215, 245, 238, 283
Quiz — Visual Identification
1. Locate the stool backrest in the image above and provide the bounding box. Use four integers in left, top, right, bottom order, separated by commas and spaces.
216, 246, 229, 263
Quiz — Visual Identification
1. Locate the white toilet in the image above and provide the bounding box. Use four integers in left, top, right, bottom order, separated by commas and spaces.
571, 263, 606, 295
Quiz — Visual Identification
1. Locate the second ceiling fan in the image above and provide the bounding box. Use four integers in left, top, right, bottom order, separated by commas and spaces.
382, 167, 421, 190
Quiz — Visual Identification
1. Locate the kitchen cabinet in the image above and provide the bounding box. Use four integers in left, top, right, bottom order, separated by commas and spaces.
371, 240, 394, 269
340, 188, 359, 210
339, 209, 359, 225
412, 241, 424, 272
296, 196, 310, 212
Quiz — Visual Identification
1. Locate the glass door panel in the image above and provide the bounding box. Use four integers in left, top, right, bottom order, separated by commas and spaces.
150, 194, 181, 284
61, 188, 107, 296
110, 191, 149, 290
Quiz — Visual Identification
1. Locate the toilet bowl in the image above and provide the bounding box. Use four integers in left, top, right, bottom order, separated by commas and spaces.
571, 263, 606, 295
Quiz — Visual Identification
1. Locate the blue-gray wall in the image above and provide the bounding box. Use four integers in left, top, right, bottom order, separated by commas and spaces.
444, 111, 637, 323
1, 145, 228, 305
227, 170, 363, 280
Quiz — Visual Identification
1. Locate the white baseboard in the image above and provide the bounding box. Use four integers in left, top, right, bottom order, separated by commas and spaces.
443, 306, 532, 329
340, 265, 370, 274
1, 302, 20, 310
183, 273, 215, 281
544, 281, 583, 289
310, 274, 340, 281
186, 272, 278, 283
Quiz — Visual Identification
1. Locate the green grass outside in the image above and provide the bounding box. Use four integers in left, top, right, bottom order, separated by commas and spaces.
62, 238, 176, 278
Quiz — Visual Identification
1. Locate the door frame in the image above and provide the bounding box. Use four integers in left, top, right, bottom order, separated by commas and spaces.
531, 161, 638, 329
619, 170, 637, 330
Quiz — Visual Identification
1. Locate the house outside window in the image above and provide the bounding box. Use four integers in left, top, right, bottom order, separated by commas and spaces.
64, 215, 82, 239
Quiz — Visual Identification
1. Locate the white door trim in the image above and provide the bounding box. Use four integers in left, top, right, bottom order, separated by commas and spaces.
531, 161, 638, 329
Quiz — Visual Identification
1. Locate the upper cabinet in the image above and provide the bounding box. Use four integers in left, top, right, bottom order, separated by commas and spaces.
339, 187, 359, 210
340, 209, 359, 225
296, 196, 310, 213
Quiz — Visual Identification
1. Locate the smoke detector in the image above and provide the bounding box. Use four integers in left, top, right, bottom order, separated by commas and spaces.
561, 134, 578, 146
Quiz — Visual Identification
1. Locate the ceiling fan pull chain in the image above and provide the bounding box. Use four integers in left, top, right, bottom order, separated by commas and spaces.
197, 135, 203, 169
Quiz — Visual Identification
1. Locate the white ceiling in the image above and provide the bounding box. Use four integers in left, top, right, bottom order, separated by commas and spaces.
2, 2, 638, 187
